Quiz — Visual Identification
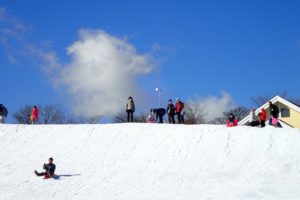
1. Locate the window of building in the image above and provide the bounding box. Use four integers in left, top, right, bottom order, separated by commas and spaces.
281, 108, 290, 118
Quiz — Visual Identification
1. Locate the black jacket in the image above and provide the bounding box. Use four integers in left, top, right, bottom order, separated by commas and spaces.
166, 103, 175, 115
0, 105, 8, 117
153, 108, 166, 116
270, 104, 279, 118
43, 163, 56, 175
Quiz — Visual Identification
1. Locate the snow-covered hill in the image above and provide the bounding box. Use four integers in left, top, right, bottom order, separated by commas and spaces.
0, 124, 300, 200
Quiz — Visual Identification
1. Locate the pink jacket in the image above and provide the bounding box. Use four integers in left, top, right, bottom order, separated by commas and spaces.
226, 119, 238, 127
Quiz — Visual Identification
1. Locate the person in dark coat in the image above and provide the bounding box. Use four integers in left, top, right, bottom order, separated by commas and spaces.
125, 97, 135, 122
152, 108, 166, 123
34, 157, 56, 178
268, 101, 281, 127
166, 99, 175, 124
0, 104, 8, 123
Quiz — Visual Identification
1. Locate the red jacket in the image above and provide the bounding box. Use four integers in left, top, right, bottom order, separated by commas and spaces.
32, 107, 38, 120
259, 108, 266, 121
175, 101, 184, 113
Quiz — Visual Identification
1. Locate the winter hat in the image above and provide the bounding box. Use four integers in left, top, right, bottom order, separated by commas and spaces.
176, 98, 180, 101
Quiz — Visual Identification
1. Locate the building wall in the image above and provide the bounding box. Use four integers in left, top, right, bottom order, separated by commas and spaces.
280, 107, 300, 128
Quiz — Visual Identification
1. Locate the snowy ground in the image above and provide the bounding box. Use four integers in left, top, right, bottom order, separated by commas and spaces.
0, 124, 300, 200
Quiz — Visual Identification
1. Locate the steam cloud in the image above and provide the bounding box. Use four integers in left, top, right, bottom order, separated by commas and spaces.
57, 29, 154, 117
188, 92, 235, 122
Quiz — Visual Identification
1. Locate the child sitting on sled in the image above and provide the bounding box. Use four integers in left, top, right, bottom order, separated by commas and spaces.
34, 157, 56, 178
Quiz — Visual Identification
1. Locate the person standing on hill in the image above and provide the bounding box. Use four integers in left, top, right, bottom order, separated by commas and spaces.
30, 106, 39, 124
166, 99, 175, 124
0, 104, 8, 123
175, 98, 185, 124
34, 157, 56, 178
268, 101, 281, 127
125, 96, 135, 122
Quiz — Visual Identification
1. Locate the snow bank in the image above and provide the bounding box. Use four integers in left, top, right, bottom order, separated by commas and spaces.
0, 124, 300, 200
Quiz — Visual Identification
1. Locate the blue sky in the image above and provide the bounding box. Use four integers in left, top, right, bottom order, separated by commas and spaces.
1, 0, 300, 122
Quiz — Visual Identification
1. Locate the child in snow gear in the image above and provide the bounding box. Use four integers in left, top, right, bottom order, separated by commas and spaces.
125, 97, 135, 122
34, 157, 56, 178
226, 113, 238, 127
166, 99, 175, 124
0, 104, 8, 123
151, 108, 166, 123
175, 98, 185, 124
30, 106, 39, 124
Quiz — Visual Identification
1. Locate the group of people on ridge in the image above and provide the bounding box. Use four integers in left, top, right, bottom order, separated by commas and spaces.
226, 101, 282, 128
125, 97, 185, 124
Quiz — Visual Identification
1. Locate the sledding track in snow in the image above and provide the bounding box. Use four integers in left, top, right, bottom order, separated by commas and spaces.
0, 124, 300, 200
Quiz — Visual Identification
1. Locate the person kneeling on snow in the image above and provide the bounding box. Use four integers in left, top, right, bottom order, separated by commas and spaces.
226, 113, 238, 127
35, 157, 56, 178
249, 109, 260, 127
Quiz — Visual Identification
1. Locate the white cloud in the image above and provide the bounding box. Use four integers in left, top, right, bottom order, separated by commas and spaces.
188, 92, 235, 122
56, 29, 154, 117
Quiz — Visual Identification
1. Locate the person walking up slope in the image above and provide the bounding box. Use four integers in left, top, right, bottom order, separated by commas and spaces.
125, 96, 135, 122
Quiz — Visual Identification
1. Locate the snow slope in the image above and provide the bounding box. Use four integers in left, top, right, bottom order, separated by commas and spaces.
0, 124, 300, 200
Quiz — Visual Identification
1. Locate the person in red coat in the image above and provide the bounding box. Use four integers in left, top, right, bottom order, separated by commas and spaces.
30, 106, 39, 124
258, 108, 266, 127
175, 98, 185, 124
226, 113, 238, 127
